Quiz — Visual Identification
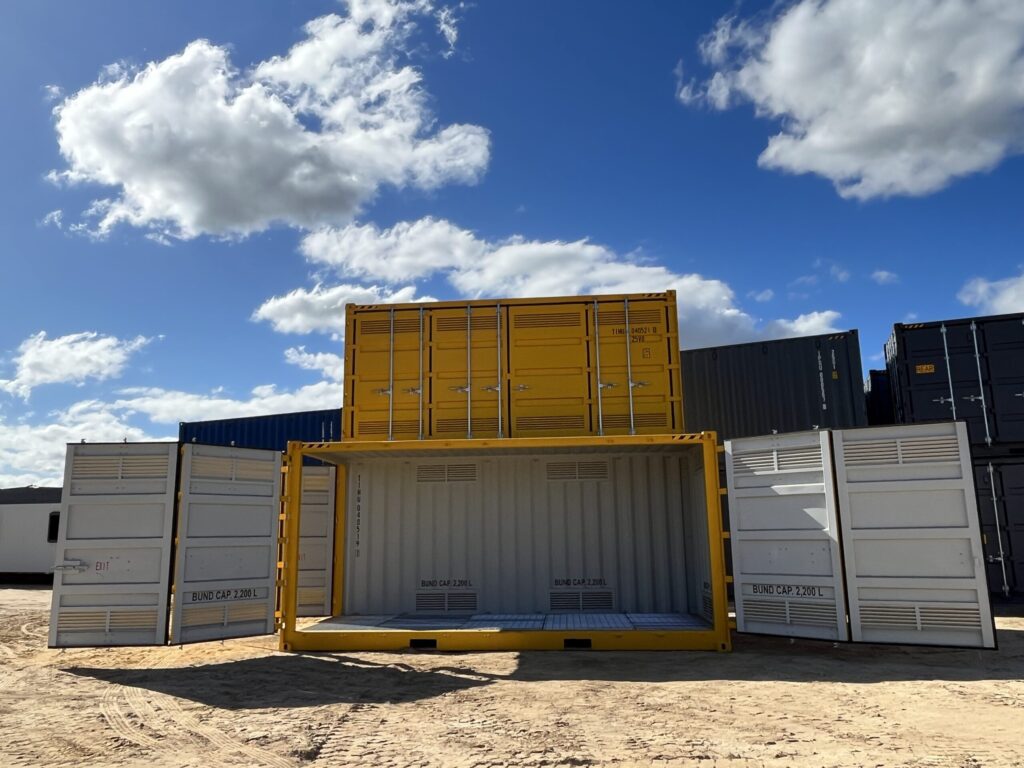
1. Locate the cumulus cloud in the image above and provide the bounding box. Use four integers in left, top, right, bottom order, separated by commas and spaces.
750, 289, 774, 302
872, 269, 899, 285
679, 0, 1024, 199
39, 209, 63, 229
49, 0, 489, 240
284, 346, 345, 381
958, 270, 1024, 313
0, 331, 153, 400
763, 310, 842, 338
276, 217, 843, 348
436, 5, 460, 58
253, 283, 432, 337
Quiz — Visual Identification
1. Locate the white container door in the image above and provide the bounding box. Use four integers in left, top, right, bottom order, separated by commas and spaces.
170, 444, 281, 644
726, 431, 848, 641
834, 423, 996, 648
297, 465, 335, 617
49, 443, 178, 647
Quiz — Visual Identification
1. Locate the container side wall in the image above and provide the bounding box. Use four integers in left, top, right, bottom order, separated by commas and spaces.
179, 410, 342, 451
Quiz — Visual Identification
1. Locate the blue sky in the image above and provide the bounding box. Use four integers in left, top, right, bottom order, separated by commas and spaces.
1, 0, 1023, 485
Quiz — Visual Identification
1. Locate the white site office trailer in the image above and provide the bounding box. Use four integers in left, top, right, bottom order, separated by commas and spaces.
0, 488, 62, 575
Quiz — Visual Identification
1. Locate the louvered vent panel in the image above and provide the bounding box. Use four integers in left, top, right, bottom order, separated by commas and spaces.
359, 318, 421, 334
416, 465, 447, 483
741, 599, 787, 624
182, 605, 225, 628
435, 315, 499, 332
550, 592, 583, 611
702, 592, 714, 620
577, 461, 610, 480
899, 436, 961, 463
581, 591, 614, 610
71, 456, 123, 480
303, 474, 331, 492
415, 592, 446, 612
776, 447, 823, 471
919, 606, 981, 629
357, 419, 418, 435
513, 312, 581, 328
56, 611, 108, 632
733, 451, 776, 475
858, 604, 918, 629
445, 464, 478, 482
601, 413, 667, 429
234, 458, 276, 481
227, 603, 268, 623
446, 592, 478, 612
190, 456, 234, 480
119, 455, 170, 479
516, 415, 586, 431
843, 440, 899, 466
298, 587, 326, 606
787, 601, 839, 628
546, 462, 578, 480
435, 418, 499, 434
597, 309, 661, 326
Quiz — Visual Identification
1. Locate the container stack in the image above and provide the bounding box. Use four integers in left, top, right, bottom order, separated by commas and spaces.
886, 313, 1024, 596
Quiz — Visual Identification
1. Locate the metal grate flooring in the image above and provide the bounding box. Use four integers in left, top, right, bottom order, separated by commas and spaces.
306, 612, 710, 633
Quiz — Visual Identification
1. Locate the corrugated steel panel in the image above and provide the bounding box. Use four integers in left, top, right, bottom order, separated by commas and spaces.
170, 444, 280, 644
834, 423, 995, 648
48, 443, 178, 647
974, 452, 1024, 595
297, 466, 336, 616
178, 409, 342, 450
343, 449, 710, 620
343, 292, 683, 440
886, 313, 1024, 447
726, 431, 848, 641
681, 331, 868, 441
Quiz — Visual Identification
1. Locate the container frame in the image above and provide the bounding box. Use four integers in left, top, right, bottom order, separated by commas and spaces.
278, 433, 731, 652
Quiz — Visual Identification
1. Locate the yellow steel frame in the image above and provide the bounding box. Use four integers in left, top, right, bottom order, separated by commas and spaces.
279, 432, 731, 653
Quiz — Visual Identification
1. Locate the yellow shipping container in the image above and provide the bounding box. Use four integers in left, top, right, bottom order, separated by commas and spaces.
343, 291, 683, 440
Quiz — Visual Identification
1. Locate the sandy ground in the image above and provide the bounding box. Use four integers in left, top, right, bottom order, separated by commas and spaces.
1, 587, 1022, 768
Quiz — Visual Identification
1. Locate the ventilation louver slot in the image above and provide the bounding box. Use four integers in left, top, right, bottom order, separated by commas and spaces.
513, 312, 582, 329
859, 604, 982, 631
776, 447, 823, 471
546, 461, 609, 481
549, 591, 614, 611
72, 454, 169, 481
435, 316, 499, 332
516, 415, 586, 431
357, 419, 419, 435
596, 309, 662, 326
416, 464, 479, 483
359, 318, 422, 334
581, 591, 614, 610
436, 418, 499, 434
844, 435, 960, 466
550, 592, 582, 611
414, 592, 478, 612
446, 592, 478, 612
732, 451, 777, 476
415, 593, 446, 612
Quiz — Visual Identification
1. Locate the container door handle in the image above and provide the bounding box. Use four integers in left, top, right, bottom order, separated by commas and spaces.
1014, 392, 1024, 399
449, 385, 470, 394
931, 396, 954, 406
373, 388, 392, 396
403, 387, 422, 395
598, 381, 617, 390
480, 385, 500, 393
962, 394, 984, 402
513, 384, 530, 392
629, 380, 650, 389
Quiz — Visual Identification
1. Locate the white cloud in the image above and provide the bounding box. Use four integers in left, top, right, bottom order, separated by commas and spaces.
436, 5, 460, 59
958, 270, 1024, 313
40, 209, 63, 229
252, 283, 432, 337
750, 289, 774, 302
0, 331, 153, 400
284, 346, 345, 381
681, 0, 1024, 199
42, 84, 63, 102
49, 1, 489, 240
829, 264, 850, 283
287, 217, 842, 348
763, 310, 843, 338
872, 269, 899, 285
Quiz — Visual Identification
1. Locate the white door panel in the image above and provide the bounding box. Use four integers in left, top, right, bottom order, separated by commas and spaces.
834, 422, 996, 649
170, 445, 281, 644
49, 443, 178, 647
726, 431, 848, 641
297, 466, 336, 616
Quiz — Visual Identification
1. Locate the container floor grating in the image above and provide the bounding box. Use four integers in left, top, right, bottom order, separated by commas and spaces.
305, 612, 711, 633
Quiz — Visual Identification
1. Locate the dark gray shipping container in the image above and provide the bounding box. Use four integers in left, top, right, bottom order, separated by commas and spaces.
178, 409, 342, 451
886, 313, 1024, 448
865, 369, 896, 426
681, 331, 868, 441
973, 453, 1024, 596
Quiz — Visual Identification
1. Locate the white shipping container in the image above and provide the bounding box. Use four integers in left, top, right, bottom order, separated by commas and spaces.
0, 500, 60, 575
727, 422, 996, 649
49, 443, 179, 647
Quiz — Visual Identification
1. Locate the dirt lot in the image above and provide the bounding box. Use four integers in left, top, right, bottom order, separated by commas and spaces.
1, 588, 1022, 767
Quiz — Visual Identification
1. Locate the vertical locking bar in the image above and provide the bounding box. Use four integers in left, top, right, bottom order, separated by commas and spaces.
970, 321, 993, 447
987, 463, 1011, 597
387, 308, 395, 441
466, 305, 473, 440
624, 297, 636, 435
593, 299, 604, 436
496, 303, 504, 438
418, 306, 424, 440
940, 324, 957, 420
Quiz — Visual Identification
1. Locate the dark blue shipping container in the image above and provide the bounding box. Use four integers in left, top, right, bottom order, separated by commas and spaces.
178, 409, 342, 452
